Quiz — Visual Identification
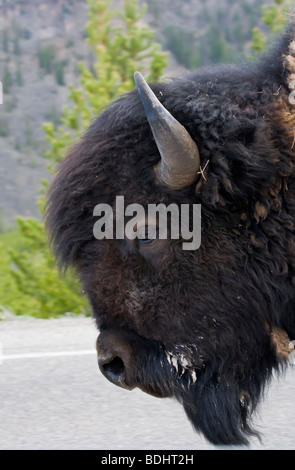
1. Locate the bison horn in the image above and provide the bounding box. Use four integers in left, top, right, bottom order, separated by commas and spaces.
134, 71, 200, 190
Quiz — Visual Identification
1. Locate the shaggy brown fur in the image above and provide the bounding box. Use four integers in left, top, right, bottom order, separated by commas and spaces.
46, 22, 295, 445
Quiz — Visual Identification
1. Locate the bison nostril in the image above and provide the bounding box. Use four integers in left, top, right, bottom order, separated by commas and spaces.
98, 355, 131, 389
102, 356, 124, 379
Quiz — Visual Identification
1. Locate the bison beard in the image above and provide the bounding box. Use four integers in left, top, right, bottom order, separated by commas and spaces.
46, 22, 295, 445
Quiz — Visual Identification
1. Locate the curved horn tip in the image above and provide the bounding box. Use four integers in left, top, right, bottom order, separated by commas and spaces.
134, 71, 201, 190
134, 71, 144, 87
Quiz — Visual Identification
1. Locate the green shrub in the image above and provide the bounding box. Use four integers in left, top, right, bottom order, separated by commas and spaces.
0, 218, 90, 318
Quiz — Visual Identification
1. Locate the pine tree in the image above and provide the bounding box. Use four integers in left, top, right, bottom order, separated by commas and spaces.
251, 0, 292, 54
43, 0, 167, 166
2, 29, 9, 53
3, 66, 12, 94
16, 62, 24, 86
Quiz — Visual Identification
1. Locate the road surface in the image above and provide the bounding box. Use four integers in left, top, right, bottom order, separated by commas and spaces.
0, 315, 294, 450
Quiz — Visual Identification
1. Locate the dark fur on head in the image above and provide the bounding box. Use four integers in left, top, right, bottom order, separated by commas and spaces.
46, 22, 295, 445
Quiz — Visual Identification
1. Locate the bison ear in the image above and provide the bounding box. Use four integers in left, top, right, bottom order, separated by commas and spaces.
269, 324, 293, 362
265, 21, 295, 152
281, 20, 295, 89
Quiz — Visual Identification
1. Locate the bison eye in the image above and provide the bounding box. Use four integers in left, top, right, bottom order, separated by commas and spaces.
137, 225, 159, 246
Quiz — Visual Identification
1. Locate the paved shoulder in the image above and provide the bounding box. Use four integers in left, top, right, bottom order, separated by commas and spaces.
0, 317, 294, 449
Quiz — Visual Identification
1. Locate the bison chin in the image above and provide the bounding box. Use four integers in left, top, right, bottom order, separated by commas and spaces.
96, 327, 265, 446
174, 376, 260, 446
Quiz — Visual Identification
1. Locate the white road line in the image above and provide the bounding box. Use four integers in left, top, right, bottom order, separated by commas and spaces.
1, 349, 96, 363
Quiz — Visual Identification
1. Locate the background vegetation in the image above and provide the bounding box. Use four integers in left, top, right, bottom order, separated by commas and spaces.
0, 0, 167, 318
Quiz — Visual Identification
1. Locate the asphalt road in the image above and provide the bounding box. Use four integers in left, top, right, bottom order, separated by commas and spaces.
0, 316, 294, 450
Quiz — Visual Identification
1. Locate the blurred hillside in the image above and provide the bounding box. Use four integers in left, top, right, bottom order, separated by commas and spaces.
0, 0, 280, 224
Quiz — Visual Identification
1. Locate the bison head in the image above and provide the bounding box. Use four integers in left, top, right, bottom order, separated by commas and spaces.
46, 24, 295, 445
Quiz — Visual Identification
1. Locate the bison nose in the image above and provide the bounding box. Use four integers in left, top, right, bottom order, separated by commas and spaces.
97, 329, 136, 390
97, 355, 130, 389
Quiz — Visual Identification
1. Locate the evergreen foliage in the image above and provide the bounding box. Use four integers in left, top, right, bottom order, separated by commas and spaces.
251, 0, 292, 54
0, 0, 167, 318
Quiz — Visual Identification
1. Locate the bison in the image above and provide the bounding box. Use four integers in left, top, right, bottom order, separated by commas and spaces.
46, 22, 295, 445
